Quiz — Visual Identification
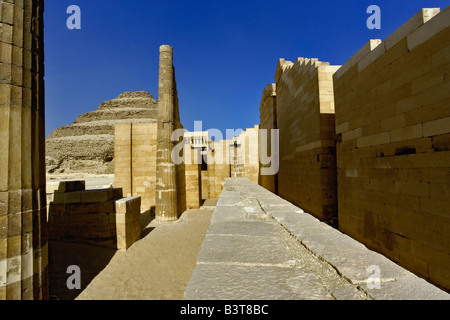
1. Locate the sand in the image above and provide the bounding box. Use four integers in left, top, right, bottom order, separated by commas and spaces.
48, 205, 215, 300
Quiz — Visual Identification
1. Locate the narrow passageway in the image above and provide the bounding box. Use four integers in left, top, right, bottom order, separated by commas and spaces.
184, 178, 449, 300
184, 178, 369, 300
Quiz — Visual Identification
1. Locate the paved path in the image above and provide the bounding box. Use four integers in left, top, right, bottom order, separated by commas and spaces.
184, 178, 450, 300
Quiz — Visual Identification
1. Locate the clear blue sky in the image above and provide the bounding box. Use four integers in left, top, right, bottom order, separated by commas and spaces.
44, 0, 450, 138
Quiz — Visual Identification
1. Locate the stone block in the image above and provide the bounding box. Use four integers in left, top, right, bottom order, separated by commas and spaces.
357, 132, 391, 148
115, 196, 141, 251
55, 180, 85, 193
385, 8, 440, 51
423, 117, 450, 137
80, 188, 123, 203
390, 124, 423, 142
53, 191, 81, 204
407, 6, 450, 51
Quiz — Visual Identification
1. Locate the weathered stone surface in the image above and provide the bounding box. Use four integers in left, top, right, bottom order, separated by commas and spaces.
155, 45, 179, 221
46, 91, 158, 176
184, 264, 333, 300
184, 178, 450, 300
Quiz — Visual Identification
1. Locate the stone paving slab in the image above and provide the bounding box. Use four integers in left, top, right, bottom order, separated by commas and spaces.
207, 221, 285, 237
184, 264, 334, 300
197, 234, 295, 266
184, 178, 450, 300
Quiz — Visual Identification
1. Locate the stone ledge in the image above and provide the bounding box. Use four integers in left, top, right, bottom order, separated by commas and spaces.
185, 178, 450, 300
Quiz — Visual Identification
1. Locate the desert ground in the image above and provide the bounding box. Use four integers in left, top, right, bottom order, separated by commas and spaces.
47, 175, 216, 300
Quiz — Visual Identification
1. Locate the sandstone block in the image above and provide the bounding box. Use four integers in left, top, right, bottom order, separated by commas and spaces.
80, 188, 123, 203
53, 191, 81, 204
423, 117, 450, 137
55, 180, 86, 193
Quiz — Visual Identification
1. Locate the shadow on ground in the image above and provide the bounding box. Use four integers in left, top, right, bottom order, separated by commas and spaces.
48, 208, 156, 300
48, 241, 117, 300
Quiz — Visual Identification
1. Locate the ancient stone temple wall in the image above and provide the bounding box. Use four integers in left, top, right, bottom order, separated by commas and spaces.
275, 57, 340, 223
237, 125, 259, 184
184, 146, 202, 209
47, 181, 141, 251
114, 122, 158, 213
334, 7, 450, 290
259, 84, 278, 194
207, 139, 231, 198
0, 0, 48, 299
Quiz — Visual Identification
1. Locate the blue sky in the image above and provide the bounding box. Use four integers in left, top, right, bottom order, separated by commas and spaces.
44, 0, 450, 138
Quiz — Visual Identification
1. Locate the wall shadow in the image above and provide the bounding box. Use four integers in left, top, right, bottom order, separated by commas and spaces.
140, 207, 156, 238
48, 241, 116, 300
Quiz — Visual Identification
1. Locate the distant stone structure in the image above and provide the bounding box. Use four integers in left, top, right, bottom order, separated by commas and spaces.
46, 91, 158, 176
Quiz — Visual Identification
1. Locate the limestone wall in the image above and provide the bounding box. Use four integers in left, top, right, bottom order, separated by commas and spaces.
0, 0, 48, 299
334, 7, 450, 290
48, 181, 141, 250
208, 140, 231, 198
184, 147, 202, 209
238, 126, 260, 184
114, 122, 158, 213
275, 57, 340, 223
259, 84, 278, 194
114, 120, 197, 213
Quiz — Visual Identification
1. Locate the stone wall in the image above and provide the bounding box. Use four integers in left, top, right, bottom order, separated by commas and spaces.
334, 7, 450, 290
208, 140, 231, 198
275, 57, 340, 223
259, 84, 278, 194
237, 126, 260, 184
114, 122, 158, 213
0, 0, 48, 299
184, 147, 202, 209
47, 181, 141, 251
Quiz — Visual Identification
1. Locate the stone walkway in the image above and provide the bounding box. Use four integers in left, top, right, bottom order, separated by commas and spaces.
184, 178, 450, 300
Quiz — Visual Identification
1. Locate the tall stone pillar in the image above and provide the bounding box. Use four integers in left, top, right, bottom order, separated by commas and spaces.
155, 45, 178, 221
0, 0, 48, 299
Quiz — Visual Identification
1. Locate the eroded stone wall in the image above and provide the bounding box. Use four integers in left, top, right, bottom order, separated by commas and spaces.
334, 7, 450, 290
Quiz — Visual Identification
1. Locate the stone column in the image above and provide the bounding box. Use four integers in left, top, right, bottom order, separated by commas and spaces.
155, 45, 178, 221
0, 0, 48, 299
